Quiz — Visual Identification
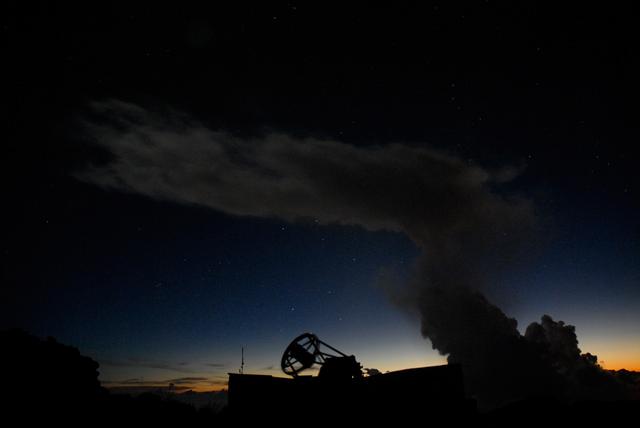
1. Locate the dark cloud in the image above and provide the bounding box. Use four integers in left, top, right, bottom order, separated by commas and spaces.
524, 315, 628, 401
101, 358, 199, 374
103, 376, 226, 388
416, 287, 628, 407
105, 377, 211, 385
79, 100, 628, 407
166, 377, 212, 385
106, 385, 194, 394
101, 357, 226, 374
204, 363, 226, 368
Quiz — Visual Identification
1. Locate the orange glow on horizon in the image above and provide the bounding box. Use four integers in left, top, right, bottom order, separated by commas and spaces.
104, 351, 640, 395
106, 383, 227, 393
580, 338, 640, 373
599, 361, 640, 372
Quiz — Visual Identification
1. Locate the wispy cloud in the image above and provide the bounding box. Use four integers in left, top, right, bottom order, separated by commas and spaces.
78, 99, 535, 300
78, 99, 532, 241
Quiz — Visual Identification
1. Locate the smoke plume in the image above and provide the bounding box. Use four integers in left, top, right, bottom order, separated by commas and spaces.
77, 100, 627, 407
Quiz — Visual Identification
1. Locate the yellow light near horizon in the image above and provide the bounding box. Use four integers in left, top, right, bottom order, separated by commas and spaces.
580, 336, 640, 372
599, 359, 640, 372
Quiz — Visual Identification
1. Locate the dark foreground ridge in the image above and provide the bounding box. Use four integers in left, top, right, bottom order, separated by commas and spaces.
228, 365, 475, 423
1, 329, 638, 426
0, 329, 220, 426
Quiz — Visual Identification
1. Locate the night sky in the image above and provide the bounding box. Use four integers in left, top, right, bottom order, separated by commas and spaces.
3, 2, 639, 393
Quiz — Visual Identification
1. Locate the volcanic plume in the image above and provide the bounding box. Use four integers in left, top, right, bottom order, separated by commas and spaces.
78, 100, 628, 407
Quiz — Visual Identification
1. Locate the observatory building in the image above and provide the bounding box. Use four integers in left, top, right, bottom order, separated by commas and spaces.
228, 333, 476, 421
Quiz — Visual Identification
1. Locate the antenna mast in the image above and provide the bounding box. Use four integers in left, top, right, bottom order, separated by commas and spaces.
240, 346, 244, 374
